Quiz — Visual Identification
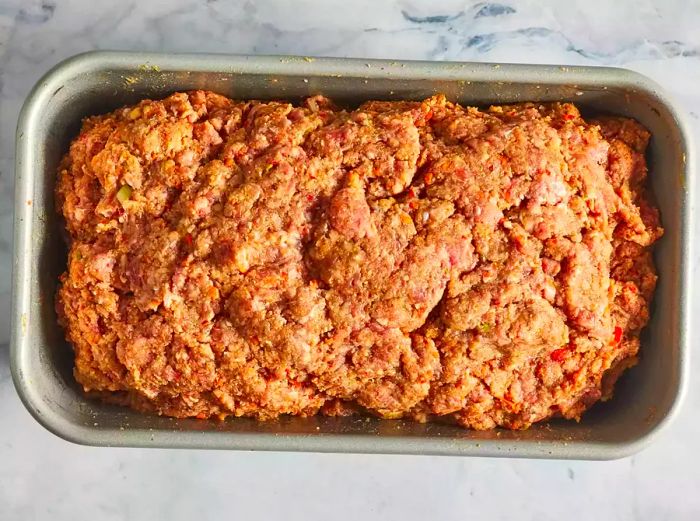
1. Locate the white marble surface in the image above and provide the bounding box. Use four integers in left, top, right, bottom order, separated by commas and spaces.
1, 0, 699, 519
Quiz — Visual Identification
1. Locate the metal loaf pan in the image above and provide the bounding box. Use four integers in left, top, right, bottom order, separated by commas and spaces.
12, 51, 692, 459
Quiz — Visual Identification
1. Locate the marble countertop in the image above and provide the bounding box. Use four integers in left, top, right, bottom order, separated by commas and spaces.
1, 1, 698, 519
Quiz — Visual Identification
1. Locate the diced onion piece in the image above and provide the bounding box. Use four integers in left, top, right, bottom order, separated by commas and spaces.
116, 184, 133, 203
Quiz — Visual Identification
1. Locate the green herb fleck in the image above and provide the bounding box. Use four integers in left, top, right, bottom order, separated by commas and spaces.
477, 322, 491, 334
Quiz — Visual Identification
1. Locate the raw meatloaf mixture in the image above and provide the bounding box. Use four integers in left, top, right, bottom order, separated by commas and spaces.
56, 91, 662, 429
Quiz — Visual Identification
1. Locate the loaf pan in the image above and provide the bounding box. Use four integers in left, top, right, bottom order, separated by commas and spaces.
12, 51, 692, 459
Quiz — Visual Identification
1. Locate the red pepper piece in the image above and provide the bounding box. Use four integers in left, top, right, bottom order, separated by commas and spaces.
613, 325, 623, 345
550, 348, 568, 362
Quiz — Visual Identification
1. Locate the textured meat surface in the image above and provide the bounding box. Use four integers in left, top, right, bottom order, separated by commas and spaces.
56, 91, 662, 429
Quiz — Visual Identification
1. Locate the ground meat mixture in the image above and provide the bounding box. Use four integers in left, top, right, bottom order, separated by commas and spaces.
56, 91, 662, 430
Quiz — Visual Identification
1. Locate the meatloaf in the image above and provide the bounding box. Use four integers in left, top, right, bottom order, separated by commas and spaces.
56, 91, 662, 430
